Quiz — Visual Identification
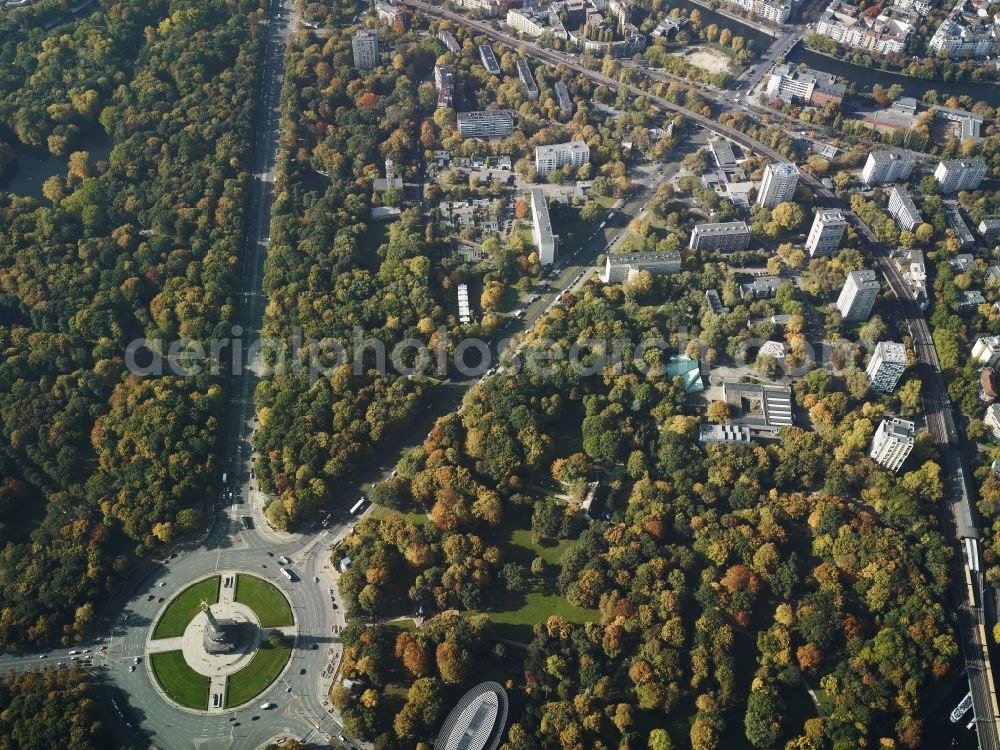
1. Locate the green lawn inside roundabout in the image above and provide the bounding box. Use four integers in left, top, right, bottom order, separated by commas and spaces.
234, 574, 293, 627
224, 637, 292, 708
150, 651, 211, 710
152, 577, 220, 639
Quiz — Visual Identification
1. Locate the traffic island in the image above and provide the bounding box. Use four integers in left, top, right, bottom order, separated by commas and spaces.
151, 576, 221, 639
224, 631, 294, 708
146, 571, 296, 713
233, 573, 294, 627
149, 651, 212, 710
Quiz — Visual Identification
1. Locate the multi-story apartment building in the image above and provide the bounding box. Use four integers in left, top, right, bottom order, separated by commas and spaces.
453, 0, 500, 17
600, 251, 682, 283
934, 158, 987, 192
506, 8, 548, 36
757, 162, 799, 208
870, 417, 915, 472
529, 188, 557, 265
535, 141, 590, 176
973, 336, 1000, 367
986, 403, 1000, 440
555, 81, 572, 117
478, 44, 501, 75
515, 60, 539, 101
689, 221, 751, 252
748, 0, 792, 23
351, 29, 380, 70
978, 218, 1000, 238
438, 30, 460, 53
375, 1, 401, 24
764, 64, 845, 106
888, 186, 923, 231
456, 110, 514, 139
930, 17, 999, 58
866, 341, 908, 393
715, 0, 790, 22
837, 269, 880, 322
815, 0, 915, 54
434, 65, 455, 109
862, 148, 916, 185
805, 209, 847, 257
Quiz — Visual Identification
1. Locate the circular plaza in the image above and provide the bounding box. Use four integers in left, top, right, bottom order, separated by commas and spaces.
145, 573, 296, 712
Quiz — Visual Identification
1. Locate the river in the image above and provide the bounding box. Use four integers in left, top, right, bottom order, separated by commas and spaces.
665, 0, 1000, 106
667, 0, 775, 53
787, 46, 1000, 107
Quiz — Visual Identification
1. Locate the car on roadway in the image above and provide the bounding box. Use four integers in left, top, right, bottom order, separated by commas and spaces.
313, 576, 320, 582
129, 665, 135, 672
260, 702, 276, 710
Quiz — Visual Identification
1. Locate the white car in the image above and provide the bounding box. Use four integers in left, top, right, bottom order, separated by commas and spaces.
260, 702, 276, 710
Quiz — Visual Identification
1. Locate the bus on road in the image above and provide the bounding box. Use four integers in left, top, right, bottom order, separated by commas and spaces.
349, 497, 367, 515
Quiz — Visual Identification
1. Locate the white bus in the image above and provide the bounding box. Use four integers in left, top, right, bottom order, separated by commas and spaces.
349, 497, 367, 515
279, 568, 293, 581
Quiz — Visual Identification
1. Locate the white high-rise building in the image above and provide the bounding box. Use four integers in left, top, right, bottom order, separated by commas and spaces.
870, 417, 915, 473
934, 158, 987, 193
887, 186, 922, 232
861, 149, 915, 186
757, 162, 800, 209
535, 141, 590, 176
865, 341, 907, 393
529, 188, 557, 265
352, 29, 380, 70
973, 336, 1000, 368
805, 209, 847, 257
837, 269, 880, 322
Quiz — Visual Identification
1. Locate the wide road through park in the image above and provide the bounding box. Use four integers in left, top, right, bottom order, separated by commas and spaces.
0, 1, 350, 748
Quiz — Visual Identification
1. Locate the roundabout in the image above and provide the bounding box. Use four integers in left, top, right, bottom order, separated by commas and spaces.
146, 572, 295, 712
